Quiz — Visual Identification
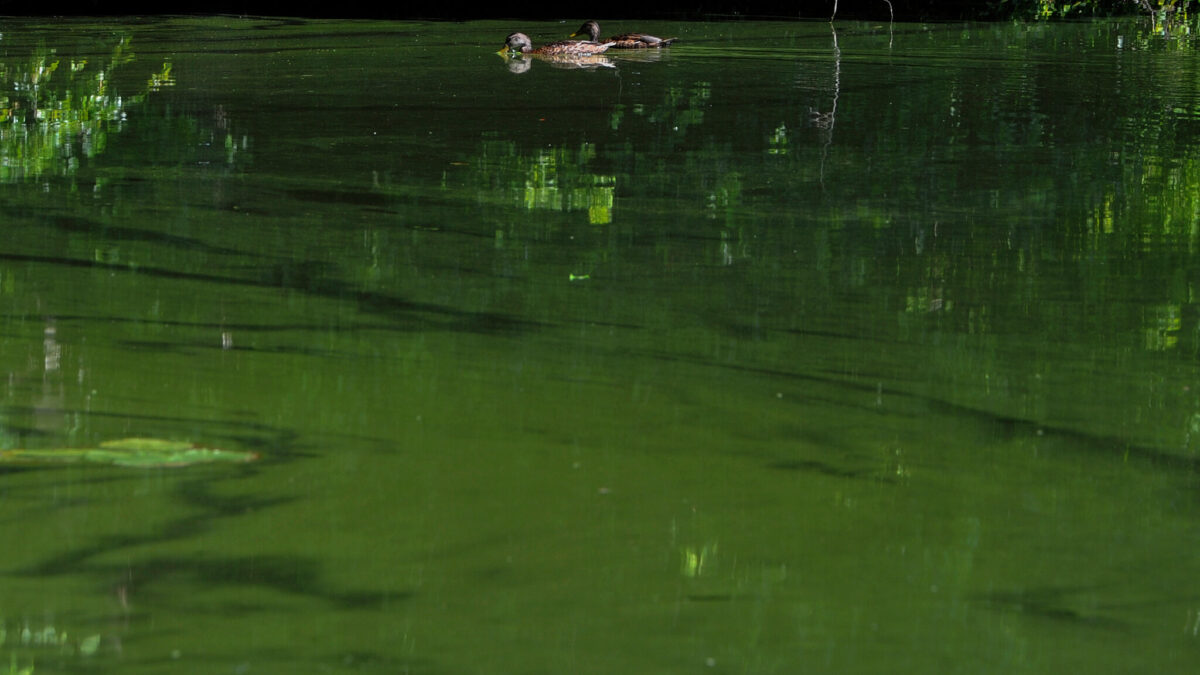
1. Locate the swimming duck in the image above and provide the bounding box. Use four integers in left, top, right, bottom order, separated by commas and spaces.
569, 20, 677, 49
500, 32, 616, 56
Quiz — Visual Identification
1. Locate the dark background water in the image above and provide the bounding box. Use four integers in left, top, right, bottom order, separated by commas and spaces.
0, 2, 989, 21
0, 16, 1198, 674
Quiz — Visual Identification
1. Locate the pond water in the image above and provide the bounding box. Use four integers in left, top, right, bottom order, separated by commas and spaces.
0, 15, 1198, 674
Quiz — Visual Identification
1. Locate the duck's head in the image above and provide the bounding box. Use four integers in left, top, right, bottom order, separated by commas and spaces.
570, 21, 601, 41
499, 32, 534, 55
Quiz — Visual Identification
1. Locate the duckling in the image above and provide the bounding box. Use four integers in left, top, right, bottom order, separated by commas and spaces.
569, 20, 677, 49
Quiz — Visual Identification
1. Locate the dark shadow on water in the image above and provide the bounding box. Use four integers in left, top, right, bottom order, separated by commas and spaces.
970, 586, 1160, 632
13, 313, 405, 333
0, 404, 304, 441
766, 458, 897, 482
0, 417, 406, 612
284, 187, 394, 208
0, 252, 546, 336
91, 554, 414, 611
13, 476, 288, 576
8, 470, 408, 610
647, 348, 1200, 475
117, 339, 360, 358
43, 215, 263, 258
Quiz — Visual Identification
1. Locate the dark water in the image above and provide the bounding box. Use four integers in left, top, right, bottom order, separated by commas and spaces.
1, 15, 1199, 673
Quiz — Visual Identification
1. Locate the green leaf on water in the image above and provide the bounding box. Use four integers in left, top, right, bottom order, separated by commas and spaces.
0, 438, 259, 468
99, 438, 195, 453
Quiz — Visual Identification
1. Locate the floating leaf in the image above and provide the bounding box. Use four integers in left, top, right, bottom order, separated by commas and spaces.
0, 438, 259, 468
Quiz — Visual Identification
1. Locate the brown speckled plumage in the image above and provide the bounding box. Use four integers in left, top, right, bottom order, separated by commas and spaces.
569, 20, 677, 49
502, 32, 616, 56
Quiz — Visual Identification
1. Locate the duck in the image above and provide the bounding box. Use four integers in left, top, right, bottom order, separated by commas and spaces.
500, 32, 616, 56
569, 20, 677, 49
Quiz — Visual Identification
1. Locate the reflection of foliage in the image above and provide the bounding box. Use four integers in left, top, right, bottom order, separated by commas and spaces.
1144, 304, 1181, 350
476, 137, 615, 225
0, 37, 172, 183
767, 123, 788, 155
0, 618, 101, 673
610, 81, 710, 136
787, 19, 1200, 360
705, 171, 742, 224
680, 541, 718, 578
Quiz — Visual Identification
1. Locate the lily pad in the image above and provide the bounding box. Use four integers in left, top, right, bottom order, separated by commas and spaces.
0, 438, 259, 468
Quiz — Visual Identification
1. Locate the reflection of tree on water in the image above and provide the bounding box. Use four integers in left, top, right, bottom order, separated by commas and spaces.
470, 79, 738, 272
0, 616, 103, 670
0, 36, 173, 182
608, 80, 710, 139
471, 81, 714, 227
476, 138, 616, 225
810, 24, 840, 186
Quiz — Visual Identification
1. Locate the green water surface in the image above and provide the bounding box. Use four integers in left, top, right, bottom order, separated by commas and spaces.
0, 15, 1198, 674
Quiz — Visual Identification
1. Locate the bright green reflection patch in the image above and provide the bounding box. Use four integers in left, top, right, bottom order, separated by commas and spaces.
1, 617, 103, 672
680, 541, 718, 578
477, 139, 616, 224
0, 438, 259, 468
0, 37, 174, 183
